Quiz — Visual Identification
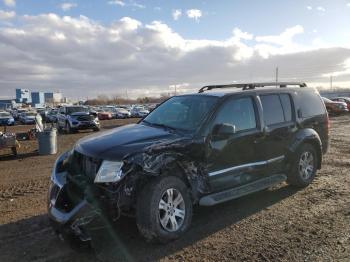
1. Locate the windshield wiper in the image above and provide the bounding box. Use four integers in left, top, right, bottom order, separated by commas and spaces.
142, 120, 181, 132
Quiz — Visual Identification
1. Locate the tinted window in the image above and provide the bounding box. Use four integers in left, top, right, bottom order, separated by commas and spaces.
280, 94, 293, 122
213, 97, 257, 132
260, 95, 284, 125
143, 95, 218, 131
299, 90, 325, 117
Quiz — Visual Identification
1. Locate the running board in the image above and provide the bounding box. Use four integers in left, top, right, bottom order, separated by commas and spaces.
199, 174, 287, 206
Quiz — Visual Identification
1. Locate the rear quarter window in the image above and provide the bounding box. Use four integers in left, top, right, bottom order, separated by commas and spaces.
298, 90, 325, 117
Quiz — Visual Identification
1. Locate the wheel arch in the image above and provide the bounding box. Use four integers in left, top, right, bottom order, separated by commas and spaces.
286, 128, 323, 169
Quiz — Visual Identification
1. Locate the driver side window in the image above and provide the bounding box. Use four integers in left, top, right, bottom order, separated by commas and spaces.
213, 97, 257, 132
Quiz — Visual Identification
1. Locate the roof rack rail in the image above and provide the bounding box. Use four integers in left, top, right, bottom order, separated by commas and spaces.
198, 82, 307, 93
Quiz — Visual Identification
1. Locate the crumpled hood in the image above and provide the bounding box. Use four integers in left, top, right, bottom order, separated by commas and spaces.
75, 124, 185, 160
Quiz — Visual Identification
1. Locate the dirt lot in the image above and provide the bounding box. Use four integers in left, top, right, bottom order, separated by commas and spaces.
0, 116, 349, 262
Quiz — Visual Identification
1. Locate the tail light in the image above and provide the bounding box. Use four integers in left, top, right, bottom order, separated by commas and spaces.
325, 116, 330, 134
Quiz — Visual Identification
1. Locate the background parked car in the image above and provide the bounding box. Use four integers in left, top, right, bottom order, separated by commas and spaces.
322, 97, 348, 115
130, 106, 149, 118
0, 111, 15, 126
115, 107, 131, 118
102, 106, 118, 118
331, 97, 350, 111
97, 109, 113, 120
19, 111, 37, 124
12, 108, 28, 120
57, 106, 100, 133
46, 109, 58, 123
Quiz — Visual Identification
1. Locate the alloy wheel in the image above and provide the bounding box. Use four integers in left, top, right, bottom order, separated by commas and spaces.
158, 188, 186, 232
298, 151, 314, 180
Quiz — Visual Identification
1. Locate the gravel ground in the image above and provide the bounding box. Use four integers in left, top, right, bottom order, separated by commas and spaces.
0, 116, 349, 262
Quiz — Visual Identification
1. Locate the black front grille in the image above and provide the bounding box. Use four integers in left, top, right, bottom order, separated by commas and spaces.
76, 115, 94, 121
68, 151, 102, 181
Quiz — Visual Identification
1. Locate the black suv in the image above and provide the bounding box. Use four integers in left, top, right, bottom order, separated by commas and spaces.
48, 82, 329, 244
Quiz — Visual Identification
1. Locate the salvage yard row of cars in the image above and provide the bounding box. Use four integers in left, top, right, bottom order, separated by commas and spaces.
0, 104, 155, 126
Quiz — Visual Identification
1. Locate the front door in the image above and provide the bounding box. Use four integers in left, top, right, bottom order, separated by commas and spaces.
206, 96, 262, 192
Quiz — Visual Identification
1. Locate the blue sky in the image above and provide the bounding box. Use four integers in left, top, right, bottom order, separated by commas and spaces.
0, 0, 350, 99
2, 0, 349, 44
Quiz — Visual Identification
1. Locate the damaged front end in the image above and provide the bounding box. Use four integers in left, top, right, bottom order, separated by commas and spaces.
48, 137, 210, 242
48, 151, 134, 242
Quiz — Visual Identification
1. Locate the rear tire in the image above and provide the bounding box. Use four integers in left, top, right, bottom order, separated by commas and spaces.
136, 176, 193, 243
287, 143, 318, 187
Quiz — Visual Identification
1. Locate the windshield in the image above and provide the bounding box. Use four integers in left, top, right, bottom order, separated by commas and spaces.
0, 112, 10, 117
142, 95, 218, 132
66, 107, 89, 114
26, 112, 37, 116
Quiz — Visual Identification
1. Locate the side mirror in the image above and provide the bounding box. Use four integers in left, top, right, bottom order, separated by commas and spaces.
212, 123, 236, 140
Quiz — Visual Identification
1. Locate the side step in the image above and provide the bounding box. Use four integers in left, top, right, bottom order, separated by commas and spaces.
199, 174, 287, 206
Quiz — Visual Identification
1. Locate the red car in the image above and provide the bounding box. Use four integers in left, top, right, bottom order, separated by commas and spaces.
97, 110, 112, 120
322, 97, 348, 115
331, 97, 350, 111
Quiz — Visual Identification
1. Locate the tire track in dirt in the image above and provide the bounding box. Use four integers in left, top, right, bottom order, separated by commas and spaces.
0, 178, 49, 202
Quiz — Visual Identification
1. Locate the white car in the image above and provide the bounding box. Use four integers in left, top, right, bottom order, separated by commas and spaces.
130, 107, 149, 118
19, 111, 37, 124
115, 108, 131, 118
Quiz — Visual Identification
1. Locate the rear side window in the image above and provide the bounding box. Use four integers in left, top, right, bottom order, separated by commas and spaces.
280, 94, 293, 122
260, 95, 285, 125
298, 90, 325, 117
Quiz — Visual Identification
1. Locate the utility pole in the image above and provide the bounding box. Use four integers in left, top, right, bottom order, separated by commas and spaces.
330, 75, 333, 91
275, 67, 279, 84
175, 85, 177, 96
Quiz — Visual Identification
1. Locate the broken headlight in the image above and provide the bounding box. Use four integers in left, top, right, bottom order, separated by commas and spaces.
94, 161, 124, 183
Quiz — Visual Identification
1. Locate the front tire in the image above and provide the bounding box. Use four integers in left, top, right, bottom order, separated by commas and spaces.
136, 176, 193, 243
287, 143, 318, 187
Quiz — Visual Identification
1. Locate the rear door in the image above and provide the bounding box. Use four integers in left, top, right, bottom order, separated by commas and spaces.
254, 93, 296, 173
206, 95, 262, 191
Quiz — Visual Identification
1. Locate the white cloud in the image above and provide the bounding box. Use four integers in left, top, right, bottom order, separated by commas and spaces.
61, 3, 78, 12
108, 0, 125, 6
317, 6, 326, 12
172, 9, 182, 20
108, 1, 145, 9
0, 14, 349, 99
3, 0, 15, 7
256, 25, 304, 46
0, 10, 15, 20
306, 6, 312, 10
347, 3, 350, 7
130, 2, 145, 9
186, 9, 202, 21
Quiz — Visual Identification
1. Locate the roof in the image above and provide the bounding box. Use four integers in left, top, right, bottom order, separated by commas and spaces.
181, 82, 311, 98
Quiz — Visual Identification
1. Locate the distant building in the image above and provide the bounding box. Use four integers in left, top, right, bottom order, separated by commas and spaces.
0, 99, 16, 110
16, 89, 31, 104
31, 92, 45, 107
44, 92, 62, 104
